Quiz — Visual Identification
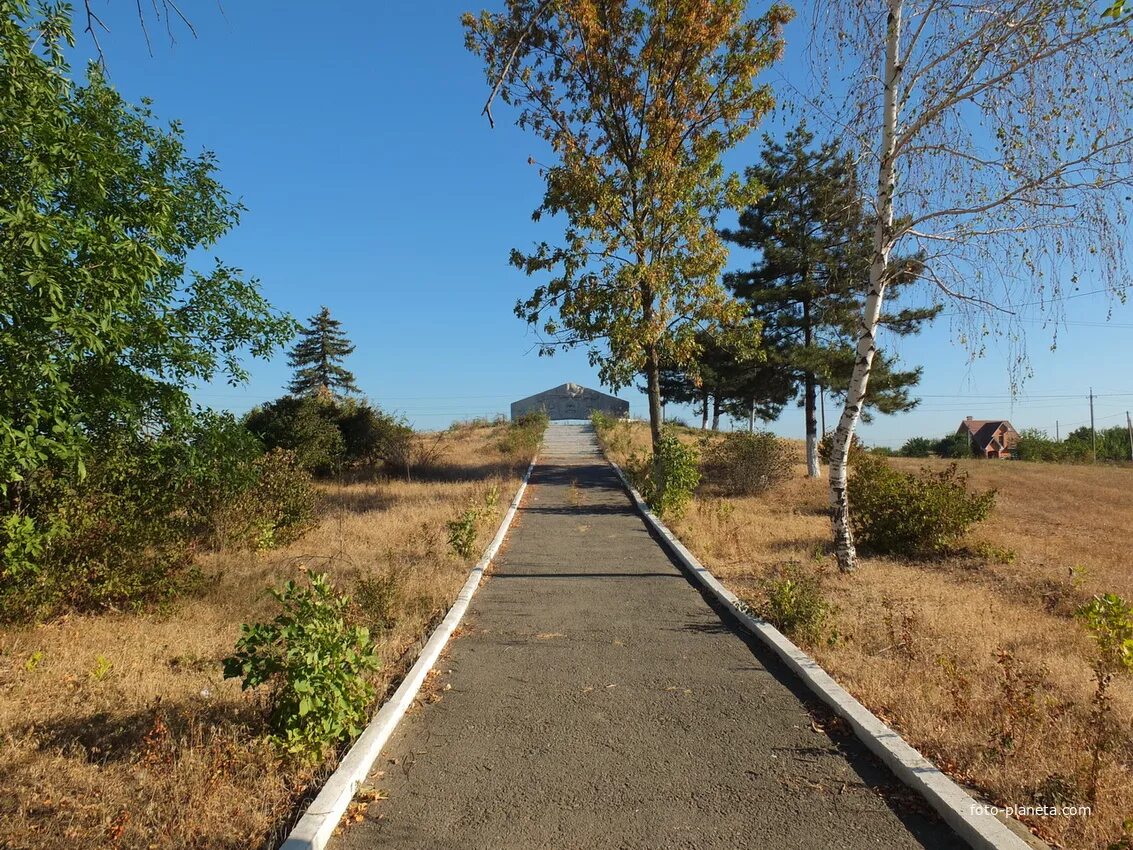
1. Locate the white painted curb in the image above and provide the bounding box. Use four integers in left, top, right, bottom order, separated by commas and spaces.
606, 459, 1030, 850
279, 457, 538, 850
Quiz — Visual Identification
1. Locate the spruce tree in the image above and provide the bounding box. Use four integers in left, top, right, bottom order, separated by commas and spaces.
722, 124, 939, 476
287, 307, 360, 397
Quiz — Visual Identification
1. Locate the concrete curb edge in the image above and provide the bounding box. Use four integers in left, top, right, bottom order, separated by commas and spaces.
606, 458, 1030, 850
279, 456, 538, 850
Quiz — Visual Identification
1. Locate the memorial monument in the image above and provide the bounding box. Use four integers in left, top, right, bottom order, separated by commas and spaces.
510, 382, 629, 421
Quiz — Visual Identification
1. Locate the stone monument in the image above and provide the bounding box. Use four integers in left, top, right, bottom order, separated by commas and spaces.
510, 382, 629, 421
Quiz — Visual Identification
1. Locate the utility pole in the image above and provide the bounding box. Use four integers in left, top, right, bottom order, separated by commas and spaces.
1090, 387, 1096, 463
749, 399, 755, 433
1055, 420, 1059, 442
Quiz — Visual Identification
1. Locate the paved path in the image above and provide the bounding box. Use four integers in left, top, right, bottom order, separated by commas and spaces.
338, 424, 963, 850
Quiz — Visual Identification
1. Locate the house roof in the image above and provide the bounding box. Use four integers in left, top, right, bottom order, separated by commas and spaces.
957, 418, 1018, 451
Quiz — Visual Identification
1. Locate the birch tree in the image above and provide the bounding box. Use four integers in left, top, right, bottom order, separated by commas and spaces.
817, 1, 1133, 571
463, 0, 792, 457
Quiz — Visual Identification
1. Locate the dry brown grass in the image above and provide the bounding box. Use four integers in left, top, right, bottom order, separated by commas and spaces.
0, 422, 528, 850
599, 420, 1133, 849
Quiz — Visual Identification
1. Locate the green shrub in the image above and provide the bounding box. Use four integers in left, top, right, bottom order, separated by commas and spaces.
447, 509, 481, 559
0, 414, 320, 621
0, 433, 206, 620
756, 563, 831, 642
220, 449, 319, 550
1014, 428, 1092, 463
223, 572, 379, 763
1078, 593, 1133, 674
849, 454, 996, 556
244, 396, 346, 476
636, 429, 700, 519
244, 395, 416, 478
899, 436, 936, 458
498, 410, 548, 457
703, 431, 797, 495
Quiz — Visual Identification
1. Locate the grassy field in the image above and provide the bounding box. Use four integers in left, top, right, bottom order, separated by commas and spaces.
599, 420, 1133, 850
0, 422, 529, 850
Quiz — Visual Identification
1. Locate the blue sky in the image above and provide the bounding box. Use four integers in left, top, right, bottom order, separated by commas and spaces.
69, 1, 1133, 447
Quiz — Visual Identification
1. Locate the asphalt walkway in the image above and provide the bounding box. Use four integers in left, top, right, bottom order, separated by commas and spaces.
338, 424, 963, 850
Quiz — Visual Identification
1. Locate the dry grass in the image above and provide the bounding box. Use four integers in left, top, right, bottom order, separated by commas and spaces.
600, 420, 1133, 850
0, 422, 528, 850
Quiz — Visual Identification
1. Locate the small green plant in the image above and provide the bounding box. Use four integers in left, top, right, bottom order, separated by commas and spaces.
638, 429, 700, 519
223, 572, 379, 763
1076, 592, 1133, 804
703, 431, 797, 496
23, 650, 43, 672
1077, 593, 1133, 673
481, 482, 501, 511
848, 455, 996, 556
90, 654, 114, 682
447, 509, 481, 559
755, 563, 831, 642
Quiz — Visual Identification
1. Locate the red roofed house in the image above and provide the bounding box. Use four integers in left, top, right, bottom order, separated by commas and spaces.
957, 417, 1019, 459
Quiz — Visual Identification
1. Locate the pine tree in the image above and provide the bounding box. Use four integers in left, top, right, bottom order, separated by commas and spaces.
656, 322, 789, 431
287, 307, 360, 397
722, 124, 939, 476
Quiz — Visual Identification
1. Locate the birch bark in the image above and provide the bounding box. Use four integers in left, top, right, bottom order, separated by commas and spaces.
829, 0, 902, 572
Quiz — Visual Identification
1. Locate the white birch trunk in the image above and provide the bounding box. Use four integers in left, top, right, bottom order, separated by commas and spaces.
806, 432, 820, 478
829, 0, 902, 573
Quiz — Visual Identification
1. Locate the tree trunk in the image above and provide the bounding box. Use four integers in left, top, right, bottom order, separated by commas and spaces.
749, 400, 755, 433
829, 0, 902, 573
700, 386, 709, 429
711, 395, 721, 431
645, 341, 664, 455
803, 298, 820, 478
805, 374, 819, 477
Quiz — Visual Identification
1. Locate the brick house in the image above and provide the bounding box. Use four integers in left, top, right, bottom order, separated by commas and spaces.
957, 417, 1019, 459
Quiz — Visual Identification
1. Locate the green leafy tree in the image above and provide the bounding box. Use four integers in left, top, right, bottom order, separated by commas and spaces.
935, 432, 975, 460
287, 306, 361, 397
464, 0, 793, 459
0, 2, 293, 488
722, 124, 939, 477
1066, 425, 1131, 463
898, 436, 935, 458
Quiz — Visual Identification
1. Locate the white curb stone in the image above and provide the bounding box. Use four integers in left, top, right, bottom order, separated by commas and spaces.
279, 458, 537, 850
607, 458, 1031, 850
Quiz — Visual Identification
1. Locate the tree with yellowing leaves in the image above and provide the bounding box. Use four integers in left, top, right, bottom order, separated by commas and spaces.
463, 0, 793, 456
